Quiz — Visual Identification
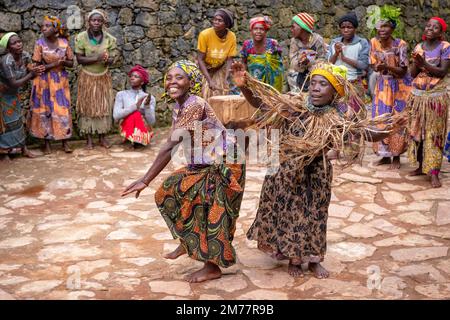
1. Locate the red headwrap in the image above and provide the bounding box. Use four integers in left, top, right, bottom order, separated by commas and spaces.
128, 65, 149, 85
422, 17, 447, 41
430, 17, 447, 32
249, 16, 273, 31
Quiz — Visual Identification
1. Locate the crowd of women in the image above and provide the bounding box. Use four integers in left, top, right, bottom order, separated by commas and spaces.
1, 6, 449, 284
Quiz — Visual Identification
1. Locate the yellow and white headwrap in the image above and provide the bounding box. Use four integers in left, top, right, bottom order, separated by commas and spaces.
164, 60, 204, 96
310, 63, 348, 97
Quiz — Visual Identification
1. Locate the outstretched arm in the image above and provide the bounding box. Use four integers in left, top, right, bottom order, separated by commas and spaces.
121, 131, 180, 198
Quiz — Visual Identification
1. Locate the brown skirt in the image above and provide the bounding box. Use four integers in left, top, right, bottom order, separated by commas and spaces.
76, 68, 113, 118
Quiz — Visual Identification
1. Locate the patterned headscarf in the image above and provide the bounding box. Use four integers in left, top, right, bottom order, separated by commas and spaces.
164, 60, 204, 96
0, 32, 18, 49
44, 15, 68, 38
128, 65, 149, 85
310, 63, 348, 97
250, 16, 273, 30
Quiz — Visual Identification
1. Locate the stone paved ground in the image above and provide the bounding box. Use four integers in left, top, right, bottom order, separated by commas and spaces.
0, 128, 449, 300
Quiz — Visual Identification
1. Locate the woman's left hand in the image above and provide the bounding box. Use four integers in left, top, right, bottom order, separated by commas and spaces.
121, 179, 148, 198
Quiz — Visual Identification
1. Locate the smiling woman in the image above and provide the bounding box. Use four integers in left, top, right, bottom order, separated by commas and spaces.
122, 60, 245, 284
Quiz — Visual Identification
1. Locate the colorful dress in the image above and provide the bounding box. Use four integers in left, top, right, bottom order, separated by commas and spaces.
113, 89, 155, 146
155, 95, 245, 268
445, 132, 450, 162
240, 38, 284, 92
370, 37, 412, 157
408, 41, 450, 174
28, 37, 73, 140
74, 30, 117, 135
288, 33, 326, 92
0, 52, 31, 150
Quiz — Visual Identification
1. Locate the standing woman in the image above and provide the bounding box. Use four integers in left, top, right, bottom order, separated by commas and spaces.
287, 12, 326, 92
408, 17, 450, 188
197, 8, 237, 99
75, 9, 117, 149
122, 60, 245, 283
231, 61, 406, 278
369, 7, 412, 169
240, 16, 284, 92
28, 16, 74, 154
0, 32, 42, 160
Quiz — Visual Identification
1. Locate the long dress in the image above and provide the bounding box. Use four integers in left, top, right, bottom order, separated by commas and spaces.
28, 37, 73, 140
247, 112, 331, 263
74, 30, 117, 135
370, 37, 412, 158
240, 38, 284, 92
0, 52, 31, 151
408, 41, 450, 174
154, 95, 245, 268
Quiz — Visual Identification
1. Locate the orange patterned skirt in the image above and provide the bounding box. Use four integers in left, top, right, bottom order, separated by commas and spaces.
155, 163, 245, 267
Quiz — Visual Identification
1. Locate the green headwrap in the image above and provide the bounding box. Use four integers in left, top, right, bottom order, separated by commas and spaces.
164, 60, 204, 97
0, 32, 18, 49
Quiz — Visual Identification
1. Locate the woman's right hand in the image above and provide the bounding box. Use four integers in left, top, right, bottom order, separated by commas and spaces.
231, 61, 247, 88
121, 178, 148, 199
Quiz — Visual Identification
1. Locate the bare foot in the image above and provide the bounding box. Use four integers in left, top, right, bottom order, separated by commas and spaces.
376, 157, 391, 166
409, 167, 425, 176
63, 141, 73, 153
185, 262, 222, 283
86, 135, 94, 150
271, 252, 288, 261
163, 244, 186, 260
0, 154, 11, 162
43, 141, 52, 155
99, 136, 111, 149
308, 262, 329, 279
22, 147, 37, 158
288, 260, 304, 278
389, 156, 401, 170
431, 175, 442, 188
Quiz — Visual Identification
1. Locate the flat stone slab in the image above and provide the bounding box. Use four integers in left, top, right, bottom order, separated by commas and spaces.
148, 280, 192, 296
328, 204, 353, 218
341, 223, 382, 238
382, 191, 407, 205
0, 236, 36, 249
17, 280, 62, 295
368, 219, 406, 235
203, 274, 248, 293
395, 211, 432, 226
436, 202, 450, 226
329, 242, 376, 262
338, 173, 382, 184
106, 228, 142, 240
43, 225, 110, 244
361, 203, 390, 216
374, 234, 443, 247
390, 247, 449, 262
242, 269, 294, 289
411, 188, 450, 201
38, 244, 103, 262
296, 278, 372, 298
4, 197, 44, 209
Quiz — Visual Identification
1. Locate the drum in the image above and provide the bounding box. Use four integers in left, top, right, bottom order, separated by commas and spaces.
207, 95, 257, 125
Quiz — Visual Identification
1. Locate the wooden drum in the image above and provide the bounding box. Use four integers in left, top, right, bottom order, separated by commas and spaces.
207, 95, 257, 125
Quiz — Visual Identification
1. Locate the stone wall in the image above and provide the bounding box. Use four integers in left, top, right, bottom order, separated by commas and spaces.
0, 0, 449, 127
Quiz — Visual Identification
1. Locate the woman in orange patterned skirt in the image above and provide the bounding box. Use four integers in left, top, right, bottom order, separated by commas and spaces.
369, 9, 412, 169
28, 16, 74, 154
122, 60, 245, 283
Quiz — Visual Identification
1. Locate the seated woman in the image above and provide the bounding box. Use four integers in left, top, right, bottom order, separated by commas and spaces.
231, 61, 406, 278
240, 16, 284, 92
113, 65, 155, 148
122, 60, 245, 283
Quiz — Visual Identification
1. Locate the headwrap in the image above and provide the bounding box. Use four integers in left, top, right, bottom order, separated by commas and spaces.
430, 17, 447, 32
44, 15, 68, 38
164, 60, 204, 96
310, 63, 348, 97
366, 5, 404, 38
338, 12, 358, 28
292, 12, 315, 34
249, 16, 273, 30
215, 8, 234, 29
88, 9, 107, 22
0, 32, 18, 49
128, 65, 149, 85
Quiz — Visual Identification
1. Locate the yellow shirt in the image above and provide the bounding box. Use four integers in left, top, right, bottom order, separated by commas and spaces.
197, 27, 237, 68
